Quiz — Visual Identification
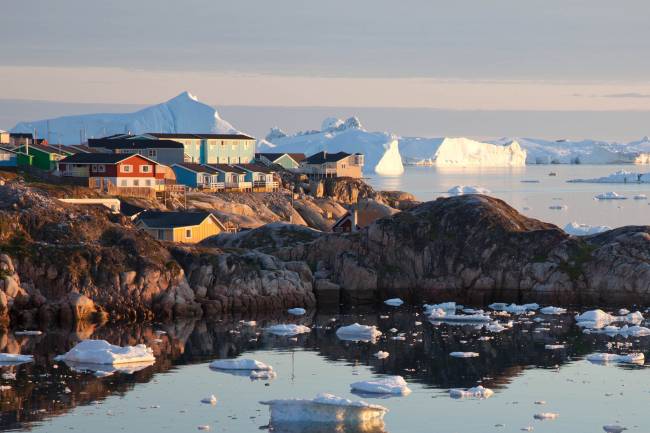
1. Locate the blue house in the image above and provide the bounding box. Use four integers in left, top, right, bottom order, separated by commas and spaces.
234, 163, 278, 191
172, 163, 222, 189
0, 146, 18, 168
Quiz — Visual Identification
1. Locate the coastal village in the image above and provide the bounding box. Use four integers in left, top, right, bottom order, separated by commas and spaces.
0, 130, 370, 243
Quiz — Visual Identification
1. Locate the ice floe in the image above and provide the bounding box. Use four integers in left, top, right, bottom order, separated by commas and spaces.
447, 185, 491, 196
545, 344, 565, 350
449, 385, 494, 399
594, 192, 627, 200
373, 351, 389, 360
201, 395, 218, 405
583, 325, 650, 338
384, 298, 404, 307
265, 324, 311, 336
428, 308, 492, 323
586, 353, 644, 365
534, 412, 559, 420
489, 303, 539, 314
287, 308, 306, 316
575, 309, 644, 329
54, 340, 155, 365
250, 370, 277, 381
0, 353, 34, 365
260, 393, 388, 424
336, 323, 382, 342
209, 359, 273, 371
549, 204, 568, 210
539, 306, 567, 315
350, 376, 411, 395
450, 352, 480, 358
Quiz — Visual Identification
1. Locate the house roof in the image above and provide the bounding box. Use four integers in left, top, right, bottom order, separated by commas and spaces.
65, 144, 104, 154
256, 152, 306, 164
147, 132, 256, 140
60, 152, 157, 165
173, 162, 220, 174
120, 202, 146, 218
303, 151, 359, 164
136, 211, 224, 229
234, 163, 275, 174
88, 138, 183, 150
205, 164, 247, 174
10, 133, 33, 139
18, 143, 71, 155
0, 146, 17, 154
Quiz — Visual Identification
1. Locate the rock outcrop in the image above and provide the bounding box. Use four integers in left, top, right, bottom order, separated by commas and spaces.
296, 195, 650, 306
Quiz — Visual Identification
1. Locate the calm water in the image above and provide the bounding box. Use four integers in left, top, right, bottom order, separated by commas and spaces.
1, 307, 648, 433
367, 165, 650, 229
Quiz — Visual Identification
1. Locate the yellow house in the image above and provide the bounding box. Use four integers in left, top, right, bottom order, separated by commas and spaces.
135, 211, 226, 243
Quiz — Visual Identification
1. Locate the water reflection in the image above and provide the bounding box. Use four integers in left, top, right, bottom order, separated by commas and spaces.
0, 307, 648, 431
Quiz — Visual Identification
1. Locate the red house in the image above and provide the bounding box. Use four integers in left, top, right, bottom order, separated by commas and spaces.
58, 153, 166, 190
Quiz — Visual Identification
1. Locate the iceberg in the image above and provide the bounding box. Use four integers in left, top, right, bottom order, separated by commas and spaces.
428, 137, 526, 167
54, 340, 155, 365
209, 359, 273, 371
569, 170, 650, 184
534, 413, 559, 420
350, 376, 411, 395
586, 353, 645, 365
447, 185, 491, 196
428, 308, 492, 323
287, 308, 306, 316
449, 385, 494, 399
260, 393, 388, 425
583, 325, 650, 338
594, 192, 628, 200
373, 351, 389, 360
489, 303, 539, 314
383, 298, 404, 307
336, 323, 383, 342
265, 324, 311, 336
539, 306, 567, 315
374, 140, 404, 176
450, 352, 480, 358
563, 223, 611, 236
575, 309, 644, 329
11, 92, 241, 144
0, 353, 34, 365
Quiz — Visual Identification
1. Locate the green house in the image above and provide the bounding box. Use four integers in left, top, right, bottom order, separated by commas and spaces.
255, 152, 305, 170
16, 143, 72, 171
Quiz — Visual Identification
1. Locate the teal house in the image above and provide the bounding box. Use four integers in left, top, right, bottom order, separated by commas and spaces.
172, 163, 221, 189
255, 152, 305, 170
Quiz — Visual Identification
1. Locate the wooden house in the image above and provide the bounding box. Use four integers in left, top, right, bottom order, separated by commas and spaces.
299, 151, 364, 178
135, 211, 226, 243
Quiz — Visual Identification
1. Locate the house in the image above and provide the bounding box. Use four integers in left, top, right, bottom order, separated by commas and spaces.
234, 163, 278, 191
58, 153, 166, 190
65, 144, 103, 154
300, 151, 364, 178
16, 143, 72, 171
206, 164, 252, 191
255, 152, 305, 170
332, 199, 398, 233
135, 211, 226, 243
0, 146, 17, 168
172, 163, 223, 190
9, 133, 35, 147
87, 138, 184, 164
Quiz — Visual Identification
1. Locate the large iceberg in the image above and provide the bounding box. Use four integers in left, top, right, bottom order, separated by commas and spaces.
11, 91, 241, 144
54, 340, 155, 365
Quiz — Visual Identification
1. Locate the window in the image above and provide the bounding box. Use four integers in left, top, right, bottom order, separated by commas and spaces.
121, 179, 128, 186
158, 229, 165, 240
94, 179, 101, 188
140, 165, 151, 173
91, 164, 105, 173
121, 164, 132, 173
185, 228, 192, 238
145, 179, 152, 186
133, 179, 140, 186
148, 149, 157, 158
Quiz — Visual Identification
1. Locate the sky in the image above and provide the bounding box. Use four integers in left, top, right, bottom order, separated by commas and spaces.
1, 0, 650, 137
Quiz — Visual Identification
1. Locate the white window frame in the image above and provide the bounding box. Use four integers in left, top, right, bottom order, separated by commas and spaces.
147, 149, 157, 158
133, 179, 140, 186
140, 164, 151, 173
121, 164, 133, 173
120, 179, 128, 186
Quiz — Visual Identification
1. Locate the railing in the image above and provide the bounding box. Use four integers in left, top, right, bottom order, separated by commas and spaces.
200, 182, 225, 191
224, 181, 253, 190
252, 180, 279, 191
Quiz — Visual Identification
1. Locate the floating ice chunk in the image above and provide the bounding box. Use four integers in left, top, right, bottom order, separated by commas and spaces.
534, 412, 559, 420
603, 425, 627, 433
54, 340, 155, 365
209, 359, 273, 371
423, 302, 456, 314
428, 308, 492, 323
0, 353, 34, 365
265, 324, 311, 336
633, 194, 647, 200
373, 351, 389, 360
576, 309, 644, 329
287, 308, 306, 316
548, 205, 568, 210
545, 344, 565, 350
539, 306, 567, 315
594, 192, 627, 200
485, 322, 511, 333
201, 395, 217, 405
563, 222, 611, 236
350, 376, 411, 395
489, 303, 539, 314
447, 185, 491, 196
450, 352, 480, 358
384, 298, 404, 307
260, 393, 388, 424
14, 330, 43, 336
586, 353, 644, 365
240, 320, 257, 327
584, 325, 650, 338
250, 370, 277, 381
197, 425, 210, 431
449, 385, 494, 399
336, 323, 382, 342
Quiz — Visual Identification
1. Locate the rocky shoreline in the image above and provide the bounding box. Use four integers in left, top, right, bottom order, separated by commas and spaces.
2, 173, 650, 328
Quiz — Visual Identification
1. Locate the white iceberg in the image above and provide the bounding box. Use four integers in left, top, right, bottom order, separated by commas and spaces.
266, 324, 311, 336
534, 412, 559, 420
373, 351, 389, 360
287, 308, 306, 316
586, 353, 644, 365
54, 340, 155, 365
545, 344, 565, 350
374, 140, 405, 175
594, 192, 627, 200
583, 325, 650, 338
450, 352, 480, 358
336, 323, 382, 342
384, 298, 404, 307
260, 393, 388, 425
201, 395, 218, 405
634, 194, 647, 200
209, 359, 273, 371
250, 370, 277, 381
563, 223, 611, 236
447, 185, 491, 196
489, 303, 539, 314
428, 308, 492, 323
539, 306, 567, 315
575, 309, 644, 329
428, 138, 526, 167
0, 353, 34, 365
423, 302, 457, 314
569, 170, 650, 184
350, 376, 411, 395
449, 385, 494, 399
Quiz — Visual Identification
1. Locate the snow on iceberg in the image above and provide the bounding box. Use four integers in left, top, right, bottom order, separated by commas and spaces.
586, 353, 645, 365
336, 323, 382, 342
447, 185, 491, 196
11, 92, 241, 145
209, 358, 273, 371
449, 385, 494, 399
374, 140, 404, 176
594, 192, 628, 200
260, 393, 388, 425
563, 223, 611, 236
350, 376, 411, 396
54, 340, 155, 365
0, 353, 34, 365
265, 324, 311, 336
